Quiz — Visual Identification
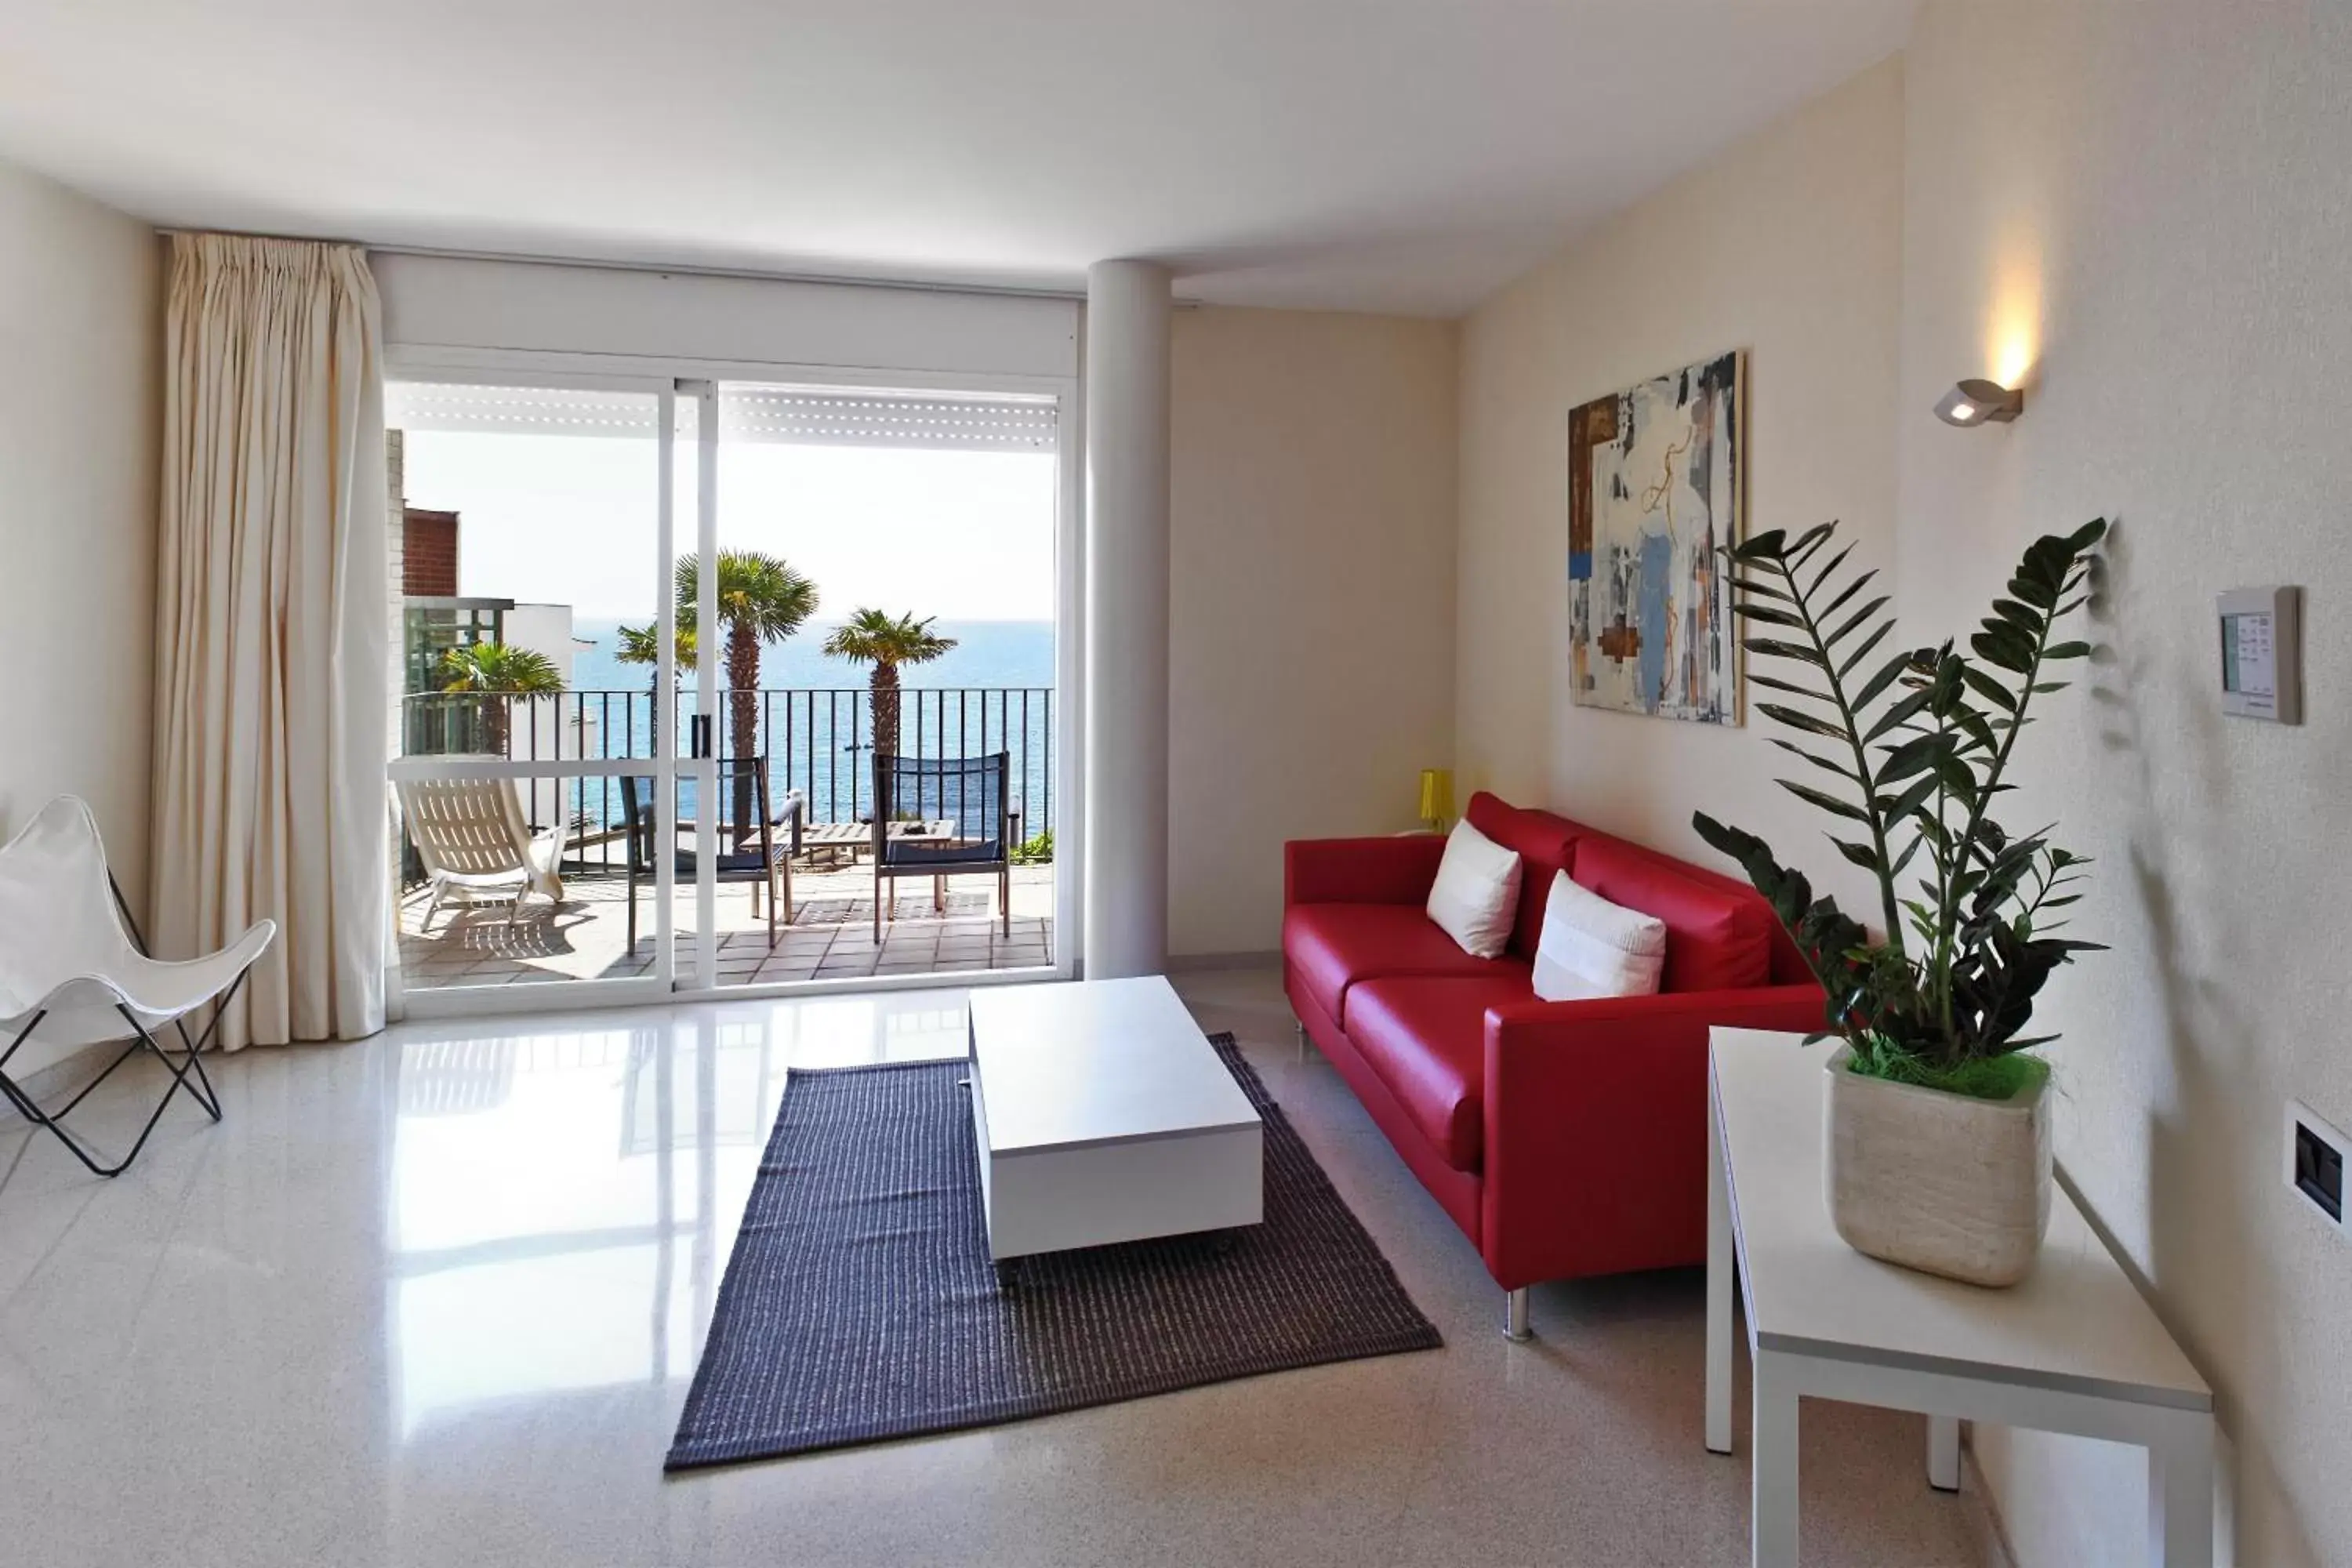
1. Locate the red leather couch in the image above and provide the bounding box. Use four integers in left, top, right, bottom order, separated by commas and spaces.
1282, 792, 1824, 1337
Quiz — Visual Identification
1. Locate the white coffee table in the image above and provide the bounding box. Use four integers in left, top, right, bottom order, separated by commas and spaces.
1707, 1027, 2215, 1566
966, 976, 1263, 1261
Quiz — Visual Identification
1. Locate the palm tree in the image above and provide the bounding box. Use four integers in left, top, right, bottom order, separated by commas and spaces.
437, 641, 564, 756
673, 551, 818, 764
612, 622, 697, 749
822, 610, 958, 758
676, 551, 818, 835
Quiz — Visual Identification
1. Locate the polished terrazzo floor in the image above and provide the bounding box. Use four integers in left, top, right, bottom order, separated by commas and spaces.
0, 967, 2009, 1567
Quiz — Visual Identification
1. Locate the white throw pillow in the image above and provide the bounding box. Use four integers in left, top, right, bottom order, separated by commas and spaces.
1425, 820, 1523, 959
1531, 871, 1668, 1001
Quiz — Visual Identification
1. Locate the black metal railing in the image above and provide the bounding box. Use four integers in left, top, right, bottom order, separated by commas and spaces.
399, 686, 1054, 883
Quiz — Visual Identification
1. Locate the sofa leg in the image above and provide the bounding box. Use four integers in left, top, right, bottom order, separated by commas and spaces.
1294, 1018, 1307, 1061
1503, 1287, 1532, 1343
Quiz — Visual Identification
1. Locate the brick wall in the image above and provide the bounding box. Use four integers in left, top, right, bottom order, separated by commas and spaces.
402, 507, 459, 597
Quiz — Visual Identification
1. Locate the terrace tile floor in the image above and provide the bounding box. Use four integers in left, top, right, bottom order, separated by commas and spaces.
398, 860, 1054, 990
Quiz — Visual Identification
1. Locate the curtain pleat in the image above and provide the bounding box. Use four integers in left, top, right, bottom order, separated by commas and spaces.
153, 234, 388, 1047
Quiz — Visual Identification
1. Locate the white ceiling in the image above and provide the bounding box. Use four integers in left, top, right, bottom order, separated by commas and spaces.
0, 1, 1915, 317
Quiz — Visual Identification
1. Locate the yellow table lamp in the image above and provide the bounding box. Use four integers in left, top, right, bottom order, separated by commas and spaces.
1417, 768, 1454, 833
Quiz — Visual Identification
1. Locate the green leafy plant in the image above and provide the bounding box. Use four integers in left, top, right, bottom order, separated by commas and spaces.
436, 641, 564, 755
612, 622, 698, 735
675, 550, 819, 762
1691, 517, 2109, 1100
822, 609, 959, 757
677, 551, 818, 837
613, 622, 697, 685
1012, 827, 1053, 866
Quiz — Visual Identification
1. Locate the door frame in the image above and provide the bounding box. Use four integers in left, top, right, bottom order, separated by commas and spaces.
386, 368, 685, 1020
386, 347, 1084, 1008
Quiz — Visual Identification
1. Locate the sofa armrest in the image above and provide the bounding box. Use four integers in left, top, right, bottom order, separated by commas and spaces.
1283, 834, 1448, 908
1477, 984, 1827, 1288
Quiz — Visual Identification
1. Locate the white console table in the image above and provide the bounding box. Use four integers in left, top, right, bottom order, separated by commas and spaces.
1706, 1028, 2215, 1567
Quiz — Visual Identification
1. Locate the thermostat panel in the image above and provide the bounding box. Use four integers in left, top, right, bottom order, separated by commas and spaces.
2218, 585, 2302, 724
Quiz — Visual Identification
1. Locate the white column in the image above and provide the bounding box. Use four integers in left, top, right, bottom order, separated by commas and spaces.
1082, 260, 1173, 978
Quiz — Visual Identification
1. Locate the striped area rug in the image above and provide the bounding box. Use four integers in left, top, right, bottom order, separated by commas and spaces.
665, 1033, 1440, 1469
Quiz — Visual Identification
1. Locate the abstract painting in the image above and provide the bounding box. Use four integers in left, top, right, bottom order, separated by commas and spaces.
1567, 349, 1744, 724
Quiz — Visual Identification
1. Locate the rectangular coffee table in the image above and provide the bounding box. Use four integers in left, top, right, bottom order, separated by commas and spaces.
965, 976, 1263, 1261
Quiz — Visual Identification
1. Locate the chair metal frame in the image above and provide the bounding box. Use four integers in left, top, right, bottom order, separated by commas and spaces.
0, 877, 240, 1178
870, 750, 1014, 941
0, 800, 268, 1178
620, 758, 800, 951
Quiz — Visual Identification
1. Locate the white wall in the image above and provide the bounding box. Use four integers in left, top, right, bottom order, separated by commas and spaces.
0, 158, 161, 999
1454, 57, 1904, 924
1902, 5, 2352, 1563
1169, 306, 1457, 957
1461, 9, 2352, 1558
501, 602, 580, 831
374, 253, 1078, 381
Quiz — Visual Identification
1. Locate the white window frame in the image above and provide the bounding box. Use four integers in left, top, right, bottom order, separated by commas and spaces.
386, 347, 1083, 1013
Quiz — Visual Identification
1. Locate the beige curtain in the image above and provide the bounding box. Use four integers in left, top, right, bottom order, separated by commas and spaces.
152, 234, 388, 1047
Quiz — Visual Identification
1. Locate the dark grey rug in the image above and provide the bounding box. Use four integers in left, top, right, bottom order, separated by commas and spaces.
665, 1031, 1440, 1470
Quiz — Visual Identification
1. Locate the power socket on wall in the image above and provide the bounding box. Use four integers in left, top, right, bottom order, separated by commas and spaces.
2285, 1100, 2349, 1235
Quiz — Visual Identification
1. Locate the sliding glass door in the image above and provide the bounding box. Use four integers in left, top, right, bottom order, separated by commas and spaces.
385, 377, 692, 1009
691, 380, 1063, 989
386, 368, 1073, 1013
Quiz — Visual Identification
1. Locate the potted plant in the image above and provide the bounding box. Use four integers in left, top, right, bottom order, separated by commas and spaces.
1693, 517, 2107, 1287
436, 641, 565, 757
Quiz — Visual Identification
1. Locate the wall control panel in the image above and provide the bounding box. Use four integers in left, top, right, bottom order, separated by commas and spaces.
2218, 585, 2302, 724
2287, 1099, 2350, 1239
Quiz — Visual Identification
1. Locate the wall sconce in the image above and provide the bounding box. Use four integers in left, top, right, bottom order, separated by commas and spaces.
1934, 378, 2024, 427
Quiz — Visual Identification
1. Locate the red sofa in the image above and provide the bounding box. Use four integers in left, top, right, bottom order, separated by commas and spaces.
1282, 792, 1824, 1338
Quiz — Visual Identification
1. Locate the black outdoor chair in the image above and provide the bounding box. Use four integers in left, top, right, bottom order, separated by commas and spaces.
619, 758, 801, 949
871, 751, 1016, 940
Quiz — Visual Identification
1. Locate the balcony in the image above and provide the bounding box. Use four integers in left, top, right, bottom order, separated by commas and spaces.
397, 685, 1056, 992
397, 859, 1054, 991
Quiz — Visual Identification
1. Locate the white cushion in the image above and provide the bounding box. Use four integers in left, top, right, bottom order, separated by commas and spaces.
1531, 871, 1667, 1001
1425, 820, 1523, 960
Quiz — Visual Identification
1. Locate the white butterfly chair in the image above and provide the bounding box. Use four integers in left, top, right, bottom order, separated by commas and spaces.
0, 797, 274, 1178
396, 777, 567, 931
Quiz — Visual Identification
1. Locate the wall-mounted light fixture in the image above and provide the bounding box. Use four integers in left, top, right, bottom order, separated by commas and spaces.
1933, 378, 2024, 427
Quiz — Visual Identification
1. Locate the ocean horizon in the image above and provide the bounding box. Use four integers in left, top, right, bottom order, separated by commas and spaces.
548, 617, 1058, 836
568, 615, 1054, 694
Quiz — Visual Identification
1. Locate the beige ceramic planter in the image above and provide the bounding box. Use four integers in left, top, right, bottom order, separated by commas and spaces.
1823, 1044, 2053, 1287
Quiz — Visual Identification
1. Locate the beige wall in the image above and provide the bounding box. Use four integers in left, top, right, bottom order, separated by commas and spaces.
1903, 4, 2352, 1563
1460, 8, 2352, 1559
1169, 306, 1457, 957
1454, 56, 1904, 923
0, 160, 161, 956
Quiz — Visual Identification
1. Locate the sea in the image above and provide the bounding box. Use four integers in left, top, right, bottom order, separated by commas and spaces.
568, 616, 1054, 694
558, 618, 1057, 839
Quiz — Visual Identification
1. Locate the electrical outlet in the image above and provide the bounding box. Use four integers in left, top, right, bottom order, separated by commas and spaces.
2285, 1100, 2350, 1232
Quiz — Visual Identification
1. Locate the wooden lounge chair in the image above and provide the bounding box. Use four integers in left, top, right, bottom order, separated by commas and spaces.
397, 777, 567, 931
